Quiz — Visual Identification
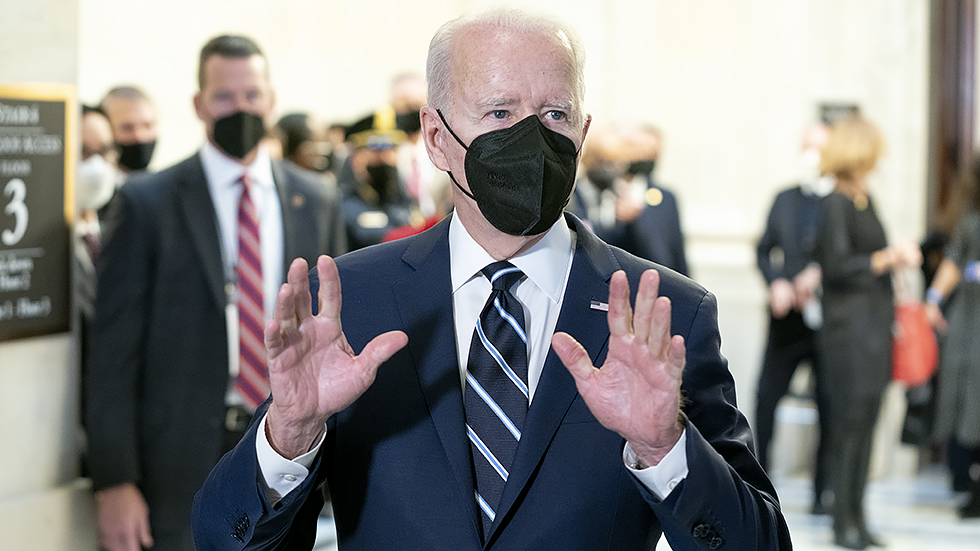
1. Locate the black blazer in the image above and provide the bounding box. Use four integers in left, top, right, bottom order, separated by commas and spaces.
193, 213, 790, 551
85, 152, 346, 534
756, 185, 821, 284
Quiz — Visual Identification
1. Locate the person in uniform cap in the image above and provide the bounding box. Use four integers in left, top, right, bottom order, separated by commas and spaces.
339, 106, 419, 250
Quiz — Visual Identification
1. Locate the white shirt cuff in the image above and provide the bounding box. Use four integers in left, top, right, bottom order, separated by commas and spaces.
255, 413, 326, 504
623, 429, 688, 500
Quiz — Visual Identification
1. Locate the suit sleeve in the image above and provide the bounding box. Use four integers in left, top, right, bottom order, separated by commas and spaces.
193, 402, 329, 551
84, 185, 153, 490
638, 290, 792, 550
756, 194, 783, 285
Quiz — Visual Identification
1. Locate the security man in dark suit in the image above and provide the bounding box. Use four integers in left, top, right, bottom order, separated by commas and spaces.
754, 123, 833, 515
85, 35, 346, 551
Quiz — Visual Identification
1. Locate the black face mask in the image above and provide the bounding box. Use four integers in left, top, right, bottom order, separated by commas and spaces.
586, 168, 617, 191
396, 111, 422, 134
213, 111, 266, 159
116, 140, 156, 171
437, 110, 579, 236
365, 163, 399, 201
627, 159, 655, 176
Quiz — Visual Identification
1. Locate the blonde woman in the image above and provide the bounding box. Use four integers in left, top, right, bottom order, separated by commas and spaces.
813, 117, 921, 549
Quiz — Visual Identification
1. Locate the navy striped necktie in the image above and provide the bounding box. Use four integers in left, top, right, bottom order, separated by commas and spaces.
464, 261, 528, 541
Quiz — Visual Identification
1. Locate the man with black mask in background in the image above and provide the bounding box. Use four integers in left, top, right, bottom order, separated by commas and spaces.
340, 106, 417, 250
85, 34, 346, 551
100, 86, 158, 176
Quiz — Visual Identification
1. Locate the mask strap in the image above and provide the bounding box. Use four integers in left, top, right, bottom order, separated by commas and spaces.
435, 109, 477, 200
436, 109, 469, 150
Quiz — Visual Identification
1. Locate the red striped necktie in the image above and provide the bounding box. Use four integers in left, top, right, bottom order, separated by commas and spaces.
234, 173, 269, 411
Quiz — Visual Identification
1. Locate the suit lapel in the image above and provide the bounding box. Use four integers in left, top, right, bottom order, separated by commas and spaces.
177, 154, 226, 310
391, 218, 482, 539
490, 215, 621, 542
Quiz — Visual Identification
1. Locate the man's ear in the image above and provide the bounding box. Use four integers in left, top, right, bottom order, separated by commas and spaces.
193, 92, 205, 123
581, 113, 592, 146
420, 106, 451, 171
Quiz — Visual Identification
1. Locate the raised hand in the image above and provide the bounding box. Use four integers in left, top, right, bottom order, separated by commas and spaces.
552, 269, 685, 466
264, 255, 408, 459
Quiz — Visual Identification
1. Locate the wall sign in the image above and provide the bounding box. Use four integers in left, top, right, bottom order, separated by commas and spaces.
0, 84, 74, 342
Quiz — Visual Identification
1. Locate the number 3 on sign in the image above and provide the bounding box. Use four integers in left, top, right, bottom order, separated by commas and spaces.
3, 178, 28, 246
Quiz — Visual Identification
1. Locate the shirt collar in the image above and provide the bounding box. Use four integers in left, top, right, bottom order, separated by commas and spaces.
200, 139, 275, 192
449, 213, 573, 304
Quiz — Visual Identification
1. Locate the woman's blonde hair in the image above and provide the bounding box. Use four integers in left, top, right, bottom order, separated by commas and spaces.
819, 116, 885, 182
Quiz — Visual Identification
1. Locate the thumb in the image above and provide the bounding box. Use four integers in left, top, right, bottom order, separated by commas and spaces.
361, 330, 409, 370
139, 516, 154, 548
552, 332, 594, 382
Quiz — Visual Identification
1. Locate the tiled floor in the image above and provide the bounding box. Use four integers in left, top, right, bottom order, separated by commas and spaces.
313, 467, 980, 550
773, 468, 980, 550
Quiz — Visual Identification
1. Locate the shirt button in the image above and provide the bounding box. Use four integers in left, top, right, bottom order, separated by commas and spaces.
668, 479, 679, 490
283, 474, 297, 482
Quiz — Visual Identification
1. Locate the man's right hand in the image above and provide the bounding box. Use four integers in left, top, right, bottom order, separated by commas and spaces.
95, 483, 153, 551
264, 256, 408, 459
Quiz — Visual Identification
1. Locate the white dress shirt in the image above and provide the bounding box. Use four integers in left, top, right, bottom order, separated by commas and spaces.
200, 141, 283, 388
256, 213, 687, 502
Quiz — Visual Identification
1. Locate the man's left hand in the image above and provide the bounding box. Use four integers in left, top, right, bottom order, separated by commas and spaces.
553, 269, 685, 467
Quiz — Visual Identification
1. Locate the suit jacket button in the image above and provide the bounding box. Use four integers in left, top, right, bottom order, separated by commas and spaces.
692, 523, 711, 538
709, 536, 724, 549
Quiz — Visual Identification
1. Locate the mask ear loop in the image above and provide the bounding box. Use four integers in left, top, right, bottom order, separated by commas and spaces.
435, 109, 477, 200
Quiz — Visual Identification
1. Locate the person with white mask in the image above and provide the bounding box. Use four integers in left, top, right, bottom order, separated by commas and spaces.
753, 122, 834, 516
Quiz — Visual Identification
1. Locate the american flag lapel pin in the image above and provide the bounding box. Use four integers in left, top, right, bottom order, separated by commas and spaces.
590, 299, 608, 312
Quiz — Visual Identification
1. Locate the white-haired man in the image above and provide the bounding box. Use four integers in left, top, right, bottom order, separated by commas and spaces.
194, 8, 790, 550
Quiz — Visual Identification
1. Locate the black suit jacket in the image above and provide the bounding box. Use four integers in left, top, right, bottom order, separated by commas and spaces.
756, 184, 821, 284
193, 214, 790, 550
85, 152, 346, 534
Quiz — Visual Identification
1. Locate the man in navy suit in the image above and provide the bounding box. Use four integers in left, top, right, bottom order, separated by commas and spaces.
194, 8, 790, 550
86, 35, 346, 551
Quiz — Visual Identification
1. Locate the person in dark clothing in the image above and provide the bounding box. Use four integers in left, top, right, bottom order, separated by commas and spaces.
814, 116, 921, 549
754, 123, 834, 515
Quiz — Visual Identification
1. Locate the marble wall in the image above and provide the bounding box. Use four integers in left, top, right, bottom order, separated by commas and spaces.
0, 1, 99, 548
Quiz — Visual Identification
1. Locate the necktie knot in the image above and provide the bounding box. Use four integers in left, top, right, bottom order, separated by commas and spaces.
238, 173, 254, 195
482, 261, 523, 292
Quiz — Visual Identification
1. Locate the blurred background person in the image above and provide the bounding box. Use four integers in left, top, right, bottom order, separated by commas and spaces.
99, 85, 158, 176
571, 124, 630, 235
924, 153, 980, 519
85, 35, 346, 551
274, 111, 333, 175
753, 123, 834, 515
814, 116, 921, 549
391, 72, 449, 218
325, 121, 349, 177
619, 124, 689, 277
75, 105, 119, 426
341, 106, 417, 250
571, 124, 688, 276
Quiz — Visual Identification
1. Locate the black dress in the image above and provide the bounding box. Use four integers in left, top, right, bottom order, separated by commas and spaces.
815, 191, 894, 412
813, 190, 894, 546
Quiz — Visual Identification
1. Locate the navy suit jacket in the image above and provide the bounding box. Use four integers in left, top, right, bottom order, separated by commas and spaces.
193, 213, 790, 550
86, 152, 346, 535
